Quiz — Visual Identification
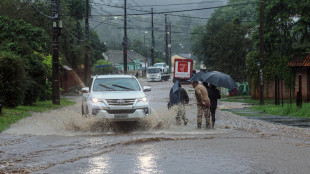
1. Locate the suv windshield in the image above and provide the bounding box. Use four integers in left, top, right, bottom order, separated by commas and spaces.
147, 68, 160, 73
154, 63, 164, 67
93, 78, 141, 91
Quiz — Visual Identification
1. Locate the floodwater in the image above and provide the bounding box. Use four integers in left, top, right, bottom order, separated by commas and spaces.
1, 79, 310, 174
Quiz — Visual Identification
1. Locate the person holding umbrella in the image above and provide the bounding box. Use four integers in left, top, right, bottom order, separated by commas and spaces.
168, 80, 189, 125
192, 80, 210, 129
207, 84, 221, 128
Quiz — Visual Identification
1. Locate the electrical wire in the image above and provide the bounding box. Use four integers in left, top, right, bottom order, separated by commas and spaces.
89, 2, 256, 17
26, 0, 55, 19
125, 0, 228, 8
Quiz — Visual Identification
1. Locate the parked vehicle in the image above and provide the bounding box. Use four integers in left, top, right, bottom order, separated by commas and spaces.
154, 62, 169, 74
147, 67, 170, 81
173, 58, 193, 82
81, 75, 151, 121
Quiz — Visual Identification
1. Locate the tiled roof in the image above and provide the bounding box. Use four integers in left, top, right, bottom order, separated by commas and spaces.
105, 50, 146, 64
288, 55, 310, 67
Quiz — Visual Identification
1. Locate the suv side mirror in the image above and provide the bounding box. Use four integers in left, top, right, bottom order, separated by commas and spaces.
143, 86, 151, 92
81, 87, 89, 93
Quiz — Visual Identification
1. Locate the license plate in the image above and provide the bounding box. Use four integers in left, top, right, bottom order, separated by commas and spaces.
114, 114, 128, 119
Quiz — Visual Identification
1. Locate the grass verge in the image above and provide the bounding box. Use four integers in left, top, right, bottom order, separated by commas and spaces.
221, 95, 310, 118
0, 98, 76, 133
251, 104, 310, 118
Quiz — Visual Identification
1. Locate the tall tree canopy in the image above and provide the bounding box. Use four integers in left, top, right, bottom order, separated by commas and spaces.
191, 0, 256, 82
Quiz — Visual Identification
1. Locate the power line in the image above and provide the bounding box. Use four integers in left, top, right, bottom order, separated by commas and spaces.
124, 0, 227, 8
26, 0, 55, 19
89, 2, 255, 17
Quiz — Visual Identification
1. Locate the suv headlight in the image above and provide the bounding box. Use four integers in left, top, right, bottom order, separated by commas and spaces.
138, 97, 148, 102
90, 97, 103, 103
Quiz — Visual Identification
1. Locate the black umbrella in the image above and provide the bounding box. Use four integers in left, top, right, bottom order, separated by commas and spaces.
203, 71, 238, 89
169, 80, 180, 106
187, 71, 208, 82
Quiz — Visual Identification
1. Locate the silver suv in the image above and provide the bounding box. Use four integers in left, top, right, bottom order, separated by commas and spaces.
81, 75, 151, 121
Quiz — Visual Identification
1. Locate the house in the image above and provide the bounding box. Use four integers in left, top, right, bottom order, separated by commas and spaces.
288, 55, 310, 101
250, 55, 310, 102
105, 50, 147, 71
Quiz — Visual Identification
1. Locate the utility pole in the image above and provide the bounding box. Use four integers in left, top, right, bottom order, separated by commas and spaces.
165, 14, 169, 66
51, 0, 60, 105
84, 0, 89, 84
144, 32, 147, 68
168, 22, 172, 72
259, 0, 264, 105
151, 8, 155, 66
123, 0, 128, 74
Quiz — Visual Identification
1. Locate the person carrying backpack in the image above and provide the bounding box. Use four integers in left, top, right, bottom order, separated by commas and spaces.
169, 80, 189, 125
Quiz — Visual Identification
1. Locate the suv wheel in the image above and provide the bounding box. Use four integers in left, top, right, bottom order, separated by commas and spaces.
82, 104, 85, 115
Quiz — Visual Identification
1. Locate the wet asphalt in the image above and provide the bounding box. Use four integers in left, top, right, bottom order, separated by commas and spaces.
1, 78, 310, 174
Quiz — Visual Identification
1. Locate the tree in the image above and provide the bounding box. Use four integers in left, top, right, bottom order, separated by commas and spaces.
246, 0, 308, 89
190, 25, 205, 66
203, 19, 252, 81
190, 0, 257, 82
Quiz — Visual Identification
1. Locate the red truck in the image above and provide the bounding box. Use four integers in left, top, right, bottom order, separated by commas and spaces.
173, 58, 193, 83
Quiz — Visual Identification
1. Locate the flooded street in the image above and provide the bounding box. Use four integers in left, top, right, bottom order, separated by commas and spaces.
1, 78, 310, 174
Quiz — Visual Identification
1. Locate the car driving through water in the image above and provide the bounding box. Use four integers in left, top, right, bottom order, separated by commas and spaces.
81, 75, 151, 121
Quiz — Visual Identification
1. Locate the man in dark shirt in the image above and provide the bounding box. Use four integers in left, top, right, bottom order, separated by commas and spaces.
206, 84, 221, 128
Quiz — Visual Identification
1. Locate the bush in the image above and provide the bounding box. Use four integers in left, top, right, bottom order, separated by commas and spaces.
23, 53, 48, 105
0, 52, 26, 107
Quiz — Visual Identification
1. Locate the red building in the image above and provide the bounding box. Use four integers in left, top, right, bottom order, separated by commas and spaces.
60, 65, 91, 95
250, 55, 310, 102
288, 55, 310, 101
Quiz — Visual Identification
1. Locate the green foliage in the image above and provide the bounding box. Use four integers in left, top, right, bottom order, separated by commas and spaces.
129, 39, 145, 56
127, 38, 164, 62
66, 0, 87, 20
23, 53, 48, 105
221, 95, 310, 118
210, 0, 257, 22
190, 0, 256, 82
89, 31, 107, 64
202, 19, 252, 81
190, 25, 205, 64
0, 16, 47, 54
0, 52, 26, 107
248, 0, 309, 92
245, 51, 259, 90
251, 103, 310, 118
0, 98, 76, 132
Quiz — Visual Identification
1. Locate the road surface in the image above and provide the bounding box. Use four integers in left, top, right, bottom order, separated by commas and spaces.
1, 78, 310, 174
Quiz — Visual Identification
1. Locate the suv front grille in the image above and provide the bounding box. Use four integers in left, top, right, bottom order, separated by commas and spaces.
106, 99, 135, 105
106, 109, 136, 114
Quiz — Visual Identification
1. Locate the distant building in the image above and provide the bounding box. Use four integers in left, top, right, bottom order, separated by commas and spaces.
105, 50, 148, 71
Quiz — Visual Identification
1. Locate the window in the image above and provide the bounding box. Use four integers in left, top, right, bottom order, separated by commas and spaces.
93, 78, 141, 91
